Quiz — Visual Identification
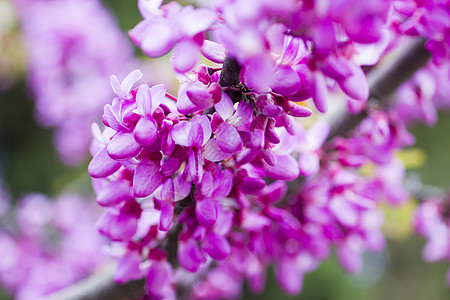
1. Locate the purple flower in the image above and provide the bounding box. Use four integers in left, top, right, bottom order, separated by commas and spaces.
130, 0, 216, 72
16, 0, 136, 165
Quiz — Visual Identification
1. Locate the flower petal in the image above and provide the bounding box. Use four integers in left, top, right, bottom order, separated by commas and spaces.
196, 198, 217, 227
88, 147, 121, 178
240, 177, 266, 194
179, 7, 216, 37
263, 155, 300, 181
186, 88, 214, 110
202, 232, 231, 260
178, 239, 206, 272
311, 71, 328, 113
216, 122, 243, 154
121, 69, 143, 96
159, 199, 174, 231
107, 132, 142, 160
97, 180, 132, 207
133, 19, 175, 57
214, 93, 234, 121
133, 161, 163, 197
339, 63, 369, 101
171, 121, 191, 147
203, 138, 232, 162
134, 117, 158, 147
172, 39, 199, 73
201, 40, 226, 63
136, 84, 152, 116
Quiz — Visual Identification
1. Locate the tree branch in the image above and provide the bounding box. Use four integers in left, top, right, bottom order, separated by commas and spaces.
41, 38, 431, 300
219, 56, 242, 103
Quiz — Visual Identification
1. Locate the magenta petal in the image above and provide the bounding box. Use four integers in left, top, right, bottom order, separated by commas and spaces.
214, 93, 234, 121
96, 211, 138, 242
149, 84, 166, 111
203, 138, 232, 162
271, 65, 301, 95
240, 177, 266, 194
337, 244, 362, 274
88, 147, 121, 178
263, 155, 300, 181
172, 39, 199, 73
103, 104, 123, 131
147, 261, 172, 296
173, 174, 191, 201
161, 178, 175, 202
110, 75, 126, 99
200, 172, 214, 197
299, 152, 320, 177
196, 198, 217, 227
216, 122, 243, 154
287, 103, 312, 118
189, 119, 205, 148
201, 40, 226, 63
121, 70, 144, 96
160, 149, 185, 176
236, 147, 259, 165
97, 180, 131, 206
202, 232, 231, 260
261, 181, 287, 203
178, 239, 206, 272
244, 56, 273, 92
322, 56, 352, 82
276, 258, 303, 295
172, 121, 191, 147
133, 19, 175, 57
311, 71, 328, 113
184, 149, 203, 184
330, 197, 358, 227
133, 161, 163, 197
261, 148, 277, 166
251, 129, 264, 149
136, 84, 153, 116
159, 200, 174, 231
180, 7, 216, 36
339, 63, 369, 101
211, 169, 233, 200
177, 83, 202, 114
189, 115, 211, 147
107, 132, 141, 160
307, 120, 330, 149
114, 252, 146, 283
134, 117, 158, 147
186, 88, 214, 109
228, 101, 253, 126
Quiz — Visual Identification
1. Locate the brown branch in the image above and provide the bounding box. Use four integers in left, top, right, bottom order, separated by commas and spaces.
41, 38, 431, 300
219, 56, 242, 103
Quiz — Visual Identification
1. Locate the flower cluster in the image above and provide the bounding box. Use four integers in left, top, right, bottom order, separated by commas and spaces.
14, 0, 136, 165
88, 63, 418, 298
86, 0, 450, 298
0, 193, 105, 300
395, 61, 450, 126
414, 196, 450, 285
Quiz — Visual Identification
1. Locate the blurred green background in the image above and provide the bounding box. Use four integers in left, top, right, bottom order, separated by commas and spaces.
0, 0, 449, 299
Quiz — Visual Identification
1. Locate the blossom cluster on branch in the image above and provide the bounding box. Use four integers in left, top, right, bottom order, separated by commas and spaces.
82, 0, 450, 299
13, 0, 136, 165
0, 192, 105, 300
